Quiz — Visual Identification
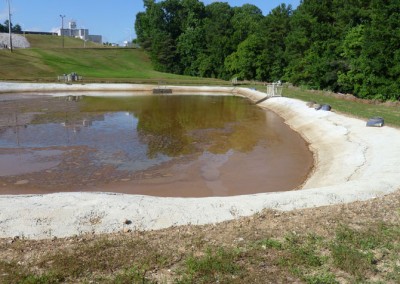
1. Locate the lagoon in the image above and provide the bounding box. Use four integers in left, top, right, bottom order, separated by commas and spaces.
0, 94, 313, 197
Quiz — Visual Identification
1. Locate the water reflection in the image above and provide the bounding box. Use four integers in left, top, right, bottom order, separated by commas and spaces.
0, 95, 269, 173
81, 95, 271, 158
0, 94, 314, 196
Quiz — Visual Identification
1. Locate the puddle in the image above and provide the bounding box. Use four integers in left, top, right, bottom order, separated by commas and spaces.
0, 94, 313, 197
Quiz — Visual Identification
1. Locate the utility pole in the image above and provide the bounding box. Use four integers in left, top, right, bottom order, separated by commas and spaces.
7, 0, 12, 52
60, 14, 66, 48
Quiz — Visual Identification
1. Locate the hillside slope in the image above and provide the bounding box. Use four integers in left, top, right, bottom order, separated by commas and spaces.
0, 35, 226, 85
25, 34, 102, 49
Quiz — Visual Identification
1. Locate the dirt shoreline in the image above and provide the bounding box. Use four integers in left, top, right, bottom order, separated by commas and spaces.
0, 82, 399, 239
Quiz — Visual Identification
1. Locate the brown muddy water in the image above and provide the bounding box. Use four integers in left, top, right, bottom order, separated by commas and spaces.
0, 94, 313, 197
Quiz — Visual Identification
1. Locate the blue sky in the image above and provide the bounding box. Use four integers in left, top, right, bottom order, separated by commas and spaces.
0, 0, 300, 44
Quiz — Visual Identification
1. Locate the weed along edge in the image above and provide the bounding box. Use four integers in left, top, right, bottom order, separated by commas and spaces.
0, 82, 400, 239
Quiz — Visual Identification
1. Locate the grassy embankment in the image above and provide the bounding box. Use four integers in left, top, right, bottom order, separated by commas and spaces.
0, 34, 226, 85
283, 87, 400, 127
246, 84, 400, 127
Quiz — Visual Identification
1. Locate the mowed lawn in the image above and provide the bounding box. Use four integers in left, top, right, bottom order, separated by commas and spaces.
0, 35, 226, 85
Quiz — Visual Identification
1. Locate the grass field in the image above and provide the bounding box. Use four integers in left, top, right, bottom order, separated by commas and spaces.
0, 35, 227, 85
24, 34, 104, 49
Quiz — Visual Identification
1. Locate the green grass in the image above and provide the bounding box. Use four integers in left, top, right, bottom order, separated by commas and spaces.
1, 221, 399, 283
177, 247, 242, 283
282, 87, 400, 127
25, 34, 104, 49
0, 35, 227, 85
278, 223, 400, 283
0, 48, 226, 85
244, 84, 400, 127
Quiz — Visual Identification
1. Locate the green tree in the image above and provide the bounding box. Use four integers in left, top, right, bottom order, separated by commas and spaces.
2, 20, 11, 33
257, 4, 292, 81
337, 25, 366, 94
12, 24, 22, 33
283, 2, 316, 85
284, 0, 374, 91
134, 0, 399, 100
1, 20, 21, 33
337, 0, 400, 100
175, 0, 206, 75
177, 22, 206, 76
197, 2, 234, 79
358, 0, 400, 100
225, 34, 264, 80
136, 0, 207, 74
284, 0, 339, 88
224, 4, 266, 80
230, 4, 263, 46
135, 0, 179, 72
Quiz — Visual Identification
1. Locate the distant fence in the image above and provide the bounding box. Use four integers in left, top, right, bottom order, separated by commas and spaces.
58, 73, 83, 82
266, 82, 283, 97
21, 31, 58, 36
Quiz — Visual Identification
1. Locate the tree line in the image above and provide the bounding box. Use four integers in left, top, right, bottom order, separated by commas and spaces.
0, 21, 22, 33
135, 0, 400, 101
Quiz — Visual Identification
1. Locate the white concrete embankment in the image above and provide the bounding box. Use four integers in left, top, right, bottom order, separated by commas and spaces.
0, 82, 399, 239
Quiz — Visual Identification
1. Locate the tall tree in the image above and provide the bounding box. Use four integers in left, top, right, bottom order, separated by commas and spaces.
225, 34, 264, 80
13, 24, 22, 33
224, 4, 265, 80
230, 4, 263, 46
136, 0, 207, 73
134, 0, 399, 100
196, 2, 234, 78
284, 0, 339, 88
176, 0, 206, 75
356, 0, 400, 100
0, 20, 22, 33
257, 4, 292, 81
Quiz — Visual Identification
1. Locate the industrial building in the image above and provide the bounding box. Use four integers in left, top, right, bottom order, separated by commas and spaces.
58, 21, 102, 44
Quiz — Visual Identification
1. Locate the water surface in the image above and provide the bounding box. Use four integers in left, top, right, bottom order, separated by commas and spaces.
0, 94, 313, 197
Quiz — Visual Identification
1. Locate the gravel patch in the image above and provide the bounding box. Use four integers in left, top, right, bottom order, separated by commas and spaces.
0, 32, 30, 49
